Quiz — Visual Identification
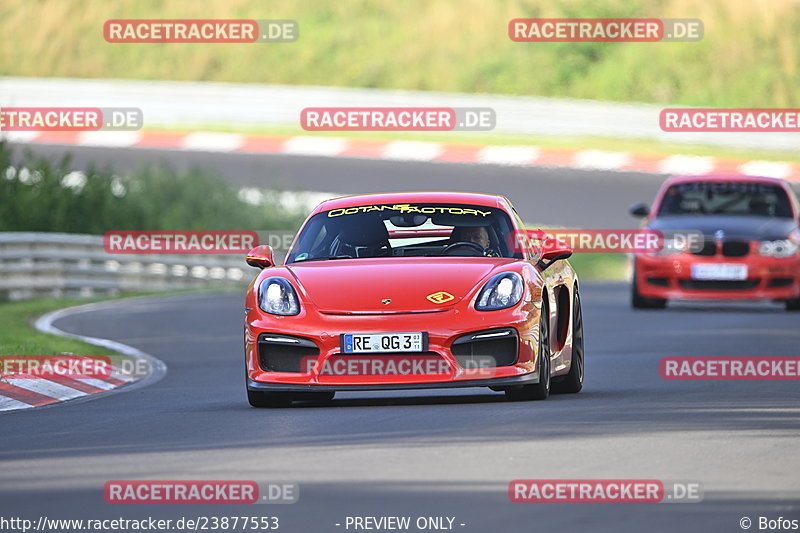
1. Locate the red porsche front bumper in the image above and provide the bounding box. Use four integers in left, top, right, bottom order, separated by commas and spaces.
245, 300, 543, 391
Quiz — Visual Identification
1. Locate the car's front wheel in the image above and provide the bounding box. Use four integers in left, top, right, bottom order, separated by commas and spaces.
786, 297, 800, 311
506, 300, 550, 401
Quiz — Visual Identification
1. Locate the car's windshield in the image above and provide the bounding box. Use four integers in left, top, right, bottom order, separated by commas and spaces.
657, 181, 793, 218
286, 203, 520, 263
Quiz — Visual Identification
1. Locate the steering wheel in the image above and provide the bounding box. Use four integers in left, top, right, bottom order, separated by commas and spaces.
442, 241, 485, 256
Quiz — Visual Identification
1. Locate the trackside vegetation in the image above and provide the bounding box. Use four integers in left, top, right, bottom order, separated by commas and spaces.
0, 142, 306, 234
0, 0, 797, 107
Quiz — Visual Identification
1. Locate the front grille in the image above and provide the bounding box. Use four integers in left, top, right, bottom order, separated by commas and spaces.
646, 277, 669, 287
722, 241, 750, 257
257, 334, 319, 373
679, 279, 760, 291
692, 242, 716, 256
692, 240, 751, 257
451, 328, 518, 368
769, 278, 795, 288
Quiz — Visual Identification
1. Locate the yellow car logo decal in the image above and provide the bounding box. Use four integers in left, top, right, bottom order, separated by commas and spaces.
426, 291, 455, 304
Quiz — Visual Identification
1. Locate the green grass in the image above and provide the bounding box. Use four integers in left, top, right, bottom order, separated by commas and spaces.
0, 297, 125, 357
2, 0, 799, 107
568, 253, 628, 281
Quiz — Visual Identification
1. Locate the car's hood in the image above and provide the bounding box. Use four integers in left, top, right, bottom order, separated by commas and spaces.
285, 257, 512, 313
648, 215, 798, 241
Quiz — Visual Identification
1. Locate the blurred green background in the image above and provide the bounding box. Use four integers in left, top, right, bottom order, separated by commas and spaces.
0, 0, 796, 106
0, 143, 306, 233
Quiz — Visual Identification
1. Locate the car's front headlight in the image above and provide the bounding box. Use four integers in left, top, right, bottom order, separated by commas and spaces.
258, 277, 300, 315
758, 239, 799, 258
475, 272, 524, 311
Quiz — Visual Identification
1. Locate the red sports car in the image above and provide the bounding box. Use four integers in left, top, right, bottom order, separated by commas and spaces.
243, 192, 583, 407
630, 174, 800, 310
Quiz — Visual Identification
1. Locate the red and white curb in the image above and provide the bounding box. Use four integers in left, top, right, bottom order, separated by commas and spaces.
4, 130, 800, 182
0, 301, 167, 412
0, 360, 135, 411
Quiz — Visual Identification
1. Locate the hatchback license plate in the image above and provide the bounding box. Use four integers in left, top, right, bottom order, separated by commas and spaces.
691, 264, 748, 281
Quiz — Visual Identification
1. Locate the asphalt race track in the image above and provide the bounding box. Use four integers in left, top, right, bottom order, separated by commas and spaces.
1, 284, 798, 532
2, 143, 799, 531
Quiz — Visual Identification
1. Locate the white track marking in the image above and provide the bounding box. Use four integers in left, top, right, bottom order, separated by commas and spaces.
573, 150, 630, 170
381, 141, 443, 161
738, 160, 793, 179
476, 145, 540, 165
181, 132, 244, 152
78, 131, 142, 147
0, 396, 35, 411
79, 378, 118, 391
4, 379, 84, 400
283, 136, 349, 156
657, 155, 716, 175
1, 131, 40, 142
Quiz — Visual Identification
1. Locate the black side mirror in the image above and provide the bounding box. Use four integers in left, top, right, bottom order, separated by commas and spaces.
536, 245, 573, 271
537, 252, 573, 271
629, 202, 650, 218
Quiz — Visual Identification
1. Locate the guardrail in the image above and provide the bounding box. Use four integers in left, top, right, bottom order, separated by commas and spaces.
2, 77, 799, 151
0, 232, 256, 301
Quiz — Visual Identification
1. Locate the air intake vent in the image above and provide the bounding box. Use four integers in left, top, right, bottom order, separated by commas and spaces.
451, 328, 518, 368
258, 334, 319, 373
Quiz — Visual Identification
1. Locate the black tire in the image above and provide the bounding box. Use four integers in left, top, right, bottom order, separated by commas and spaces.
631, 267, 667, 309
247, 390, 293, 408
506, 299, 550, 401
786, 298, 800, 311
552, 288, 584, 394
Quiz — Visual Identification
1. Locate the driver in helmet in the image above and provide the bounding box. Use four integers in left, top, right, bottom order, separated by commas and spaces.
448, 226, 499, 256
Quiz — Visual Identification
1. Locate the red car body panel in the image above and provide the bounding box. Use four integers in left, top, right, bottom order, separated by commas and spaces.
244, 191, 579, 392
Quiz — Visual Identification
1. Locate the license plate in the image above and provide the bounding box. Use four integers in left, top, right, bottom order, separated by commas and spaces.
341, 332, 426, 354
691, 264, 748, 281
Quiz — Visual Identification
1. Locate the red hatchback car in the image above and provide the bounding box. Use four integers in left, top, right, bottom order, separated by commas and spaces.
243, 192, 584, 407
630, 175, 800, 310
